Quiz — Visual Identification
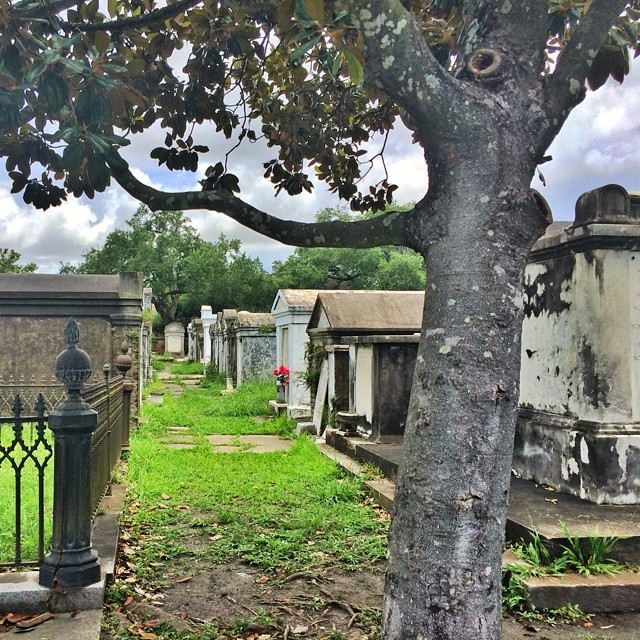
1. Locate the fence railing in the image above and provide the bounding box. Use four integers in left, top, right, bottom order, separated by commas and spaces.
84, 372, 125, 514
0, 394, 52, 568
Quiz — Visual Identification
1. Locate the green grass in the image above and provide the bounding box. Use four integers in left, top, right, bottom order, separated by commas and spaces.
168, 361, 204, 376
121, 367, 388, 586
143, 379, 284, 436
125, 433, 387, 583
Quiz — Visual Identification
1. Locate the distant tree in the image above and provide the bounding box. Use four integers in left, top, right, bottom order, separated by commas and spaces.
76, 206, 202, 324
180, 235, 276, 314
272, 207, 425, 290
0, 248, 36, 273
75, 206, 272, 325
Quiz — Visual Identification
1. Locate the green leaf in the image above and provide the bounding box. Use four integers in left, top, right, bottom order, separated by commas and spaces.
87, 154, 110, 192
108, 0, 118, 17
26, 62, 47, 84
61, 142, 85, 171
342, 47, 364, 85
59, 58, 89, 75
290, 35, 322, 62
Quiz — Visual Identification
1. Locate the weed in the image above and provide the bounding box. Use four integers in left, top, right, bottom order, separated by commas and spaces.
559, 521, 622, 576
324, 625, 346, 640
510, 530, 567, 576
360, 463, 385, 480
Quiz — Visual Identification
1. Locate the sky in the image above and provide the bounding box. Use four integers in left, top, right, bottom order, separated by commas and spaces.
1, 63, 639, 274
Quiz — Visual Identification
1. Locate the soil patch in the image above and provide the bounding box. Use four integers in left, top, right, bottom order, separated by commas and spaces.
103, 547, 640, 640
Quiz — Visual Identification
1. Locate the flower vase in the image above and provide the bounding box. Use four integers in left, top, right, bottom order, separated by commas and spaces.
276, 383, 287, 403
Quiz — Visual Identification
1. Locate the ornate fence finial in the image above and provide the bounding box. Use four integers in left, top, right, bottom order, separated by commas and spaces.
54, 318, 92, 405
115, 340, 133, 377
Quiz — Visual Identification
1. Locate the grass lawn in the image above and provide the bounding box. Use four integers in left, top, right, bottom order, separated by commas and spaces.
122, 363, 389, 588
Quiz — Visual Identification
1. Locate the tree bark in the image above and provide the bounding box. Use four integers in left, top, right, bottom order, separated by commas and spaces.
383, 170, 547, 638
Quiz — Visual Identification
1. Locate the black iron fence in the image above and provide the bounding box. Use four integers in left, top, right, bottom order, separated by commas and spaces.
0, 394, 52, 568
0, 371, 131, 570
84, 372, 125, 514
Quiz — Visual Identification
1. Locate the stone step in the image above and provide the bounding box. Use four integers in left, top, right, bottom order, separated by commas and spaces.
318, 436, 640, 614
522, 570, 640, 613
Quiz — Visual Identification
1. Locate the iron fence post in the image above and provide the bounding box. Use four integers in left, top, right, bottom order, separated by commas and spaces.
115, 340, 133, 450
39, 318, 101, 589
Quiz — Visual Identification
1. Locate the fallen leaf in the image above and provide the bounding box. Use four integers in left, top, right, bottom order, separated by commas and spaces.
255, 575, 269, 584
124, 596, 134, 607
583, 621, 593, 628
161, 493, 170, 500
176, 576, 192, 584
306, 541, 316, 546
16, 613, 55, 629
209, 534, 223, 541
176, 504, 190, 510
544, 498, 558, 504
143, 619, 160, 628
5, 614, 31, 624
601, 625, 615, 629
291, 625, 308, 634
296, 609, 304, 616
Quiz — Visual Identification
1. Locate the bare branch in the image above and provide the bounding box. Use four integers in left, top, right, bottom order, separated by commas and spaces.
106, 155, 414, 250
542, 0, 628, 151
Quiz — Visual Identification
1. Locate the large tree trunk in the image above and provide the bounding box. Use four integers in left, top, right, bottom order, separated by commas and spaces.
383, 173, 547, 639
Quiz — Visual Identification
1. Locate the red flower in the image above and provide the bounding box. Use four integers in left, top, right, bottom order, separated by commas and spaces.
273, 365, 289, 385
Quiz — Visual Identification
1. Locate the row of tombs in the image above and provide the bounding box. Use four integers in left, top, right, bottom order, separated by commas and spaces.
186, 184, 640, 507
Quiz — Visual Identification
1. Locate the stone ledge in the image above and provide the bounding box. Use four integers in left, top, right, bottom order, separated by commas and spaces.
0, 572, 104, 615
524, 570, 640, 613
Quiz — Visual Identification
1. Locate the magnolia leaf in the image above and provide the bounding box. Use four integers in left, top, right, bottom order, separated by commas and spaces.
94, 31, 111, 55
342, 47, 364, 85
290, 35, 322, 62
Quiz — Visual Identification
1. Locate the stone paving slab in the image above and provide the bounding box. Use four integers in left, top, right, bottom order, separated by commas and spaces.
1, 610, 103, 639
205, 435, 293, 453
165, 384, 185, 395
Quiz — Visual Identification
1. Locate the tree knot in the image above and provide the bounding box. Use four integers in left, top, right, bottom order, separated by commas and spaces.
467, 48, 503, 83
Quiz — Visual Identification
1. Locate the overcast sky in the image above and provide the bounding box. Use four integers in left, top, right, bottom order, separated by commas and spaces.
1, 64, 638, 274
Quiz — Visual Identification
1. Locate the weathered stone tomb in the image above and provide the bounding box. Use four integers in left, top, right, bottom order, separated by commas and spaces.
516, 184, 640, 504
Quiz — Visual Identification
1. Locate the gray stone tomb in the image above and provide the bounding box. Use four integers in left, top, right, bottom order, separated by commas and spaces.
516, 184, 640, 505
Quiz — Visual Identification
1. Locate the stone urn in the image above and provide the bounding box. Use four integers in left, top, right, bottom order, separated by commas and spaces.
276, 383, 287, 403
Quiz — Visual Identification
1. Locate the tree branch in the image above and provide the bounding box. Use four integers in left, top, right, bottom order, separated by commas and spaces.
345, 0, 466, 144
541, 0, 627, 152
12, 0, 79, 20
60, 0, 200, 34
106, 155, 414, 250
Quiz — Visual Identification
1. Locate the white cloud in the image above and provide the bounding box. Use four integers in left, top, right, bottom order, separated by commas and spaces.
2, 61, 639, 271
533, 64, 640, 220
